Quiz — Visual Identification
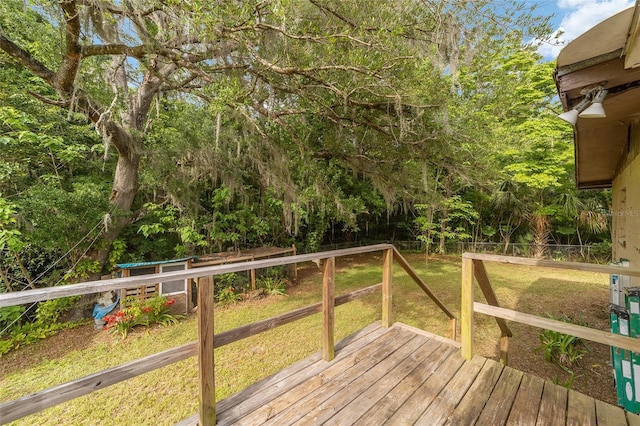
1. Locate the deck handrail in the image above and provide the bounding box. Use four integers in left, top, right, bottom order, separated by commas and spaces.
0, 244, 455, 425
0, 244, 393, 308
460, 252, 640, 364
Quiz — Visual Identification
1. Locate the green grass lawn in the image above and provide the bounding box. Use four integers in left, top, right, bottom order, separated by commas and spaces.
0, 253, 609, 425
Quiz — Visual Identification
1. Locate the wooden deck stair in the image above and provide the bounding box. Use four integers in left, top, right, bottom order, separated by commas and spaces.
177, 322, 640, 425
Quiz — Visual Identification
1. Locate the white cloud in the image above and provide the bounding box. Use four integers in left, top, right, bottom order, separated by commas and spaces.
539, 0, 634, 58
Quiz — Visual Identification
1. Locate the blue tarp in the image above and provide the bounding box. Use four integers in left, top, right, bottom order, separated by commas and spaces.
116, 257, 196, 269
93, 294, 120, 320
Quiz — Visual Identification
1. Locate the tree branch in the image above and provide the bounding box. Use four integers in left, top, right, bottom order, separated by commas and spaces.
0, 34, 55, 83
308, 0, 358, 29
55, 0, 83, 94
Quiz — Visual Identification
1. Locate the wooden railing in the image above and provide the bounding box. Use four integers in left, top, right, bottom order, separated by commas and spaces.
461, 252, 640, 365
0, 244, 455, 425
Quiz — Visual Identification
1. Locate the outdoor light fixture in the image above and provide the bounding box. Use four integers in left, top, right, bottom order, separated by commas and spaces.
557, 96, 592, 126
579, 88, 608, 118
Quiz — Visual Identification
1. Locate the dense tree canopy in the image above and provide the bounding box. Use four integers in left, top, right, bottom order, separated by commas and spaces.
0, 0, 610, 291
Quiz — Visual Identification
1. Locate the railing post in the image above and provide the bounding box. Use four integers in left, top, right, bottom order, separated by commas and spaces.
197, 276, 215, 426
461, 256, 474, 360
472, 258, 512, 365
293, 244, 298, 283
322, 257, 336, 361
382, 248, 393, 328
250, 255, 256, 291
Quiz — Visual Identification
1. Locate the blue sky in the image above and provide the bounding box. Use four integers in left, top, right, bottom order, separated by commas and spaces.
535, 0, 634, 58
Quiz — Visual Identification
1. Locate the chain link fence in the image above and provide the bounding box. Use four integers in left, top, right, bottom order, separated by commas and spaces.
315, 240, 611, 263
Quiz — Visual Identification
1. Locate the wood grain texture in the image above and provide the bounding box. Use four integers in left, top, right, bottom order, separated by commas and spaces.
444, 358, 504, 426
197, 276, 215, 426
0, 244, 394, 307
351, 345, 457, 426
215, 323, 386, 425
328, 340, 443, 426
595, 398, 628, 425
250, 329, 420, 426
381, 248, 393, 328
506, 373, 545, 426
475, 365, 523, 426
475, 302, 640, 353
176, 323, 639, 426
0, 285, 383, 424
462, 252, 640, 278
387, 350, 466, 425
322, 257, 336, 361
536, 382, 568, 426
472, 259, 512, 338
414, 355, 486, 425
392, 247, 455, 320
567, 389, 597, 426
461, 257, 474, 360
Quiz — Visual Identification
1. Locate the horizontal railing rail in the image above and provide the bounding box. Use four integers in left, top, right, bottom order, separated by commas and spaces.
460, 252, 640, 363
0, 244, 392, 308
0, 244, 455, 426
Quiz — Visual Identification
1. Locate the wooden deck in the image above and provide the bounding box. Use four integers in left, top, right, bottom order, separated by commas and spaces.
177, 322, 640, 426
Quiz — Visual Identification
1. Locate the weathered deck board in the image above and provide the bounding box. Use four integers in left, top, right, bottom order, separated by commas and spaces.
351, 344, 457, 426
328, 340, 443, 425
291, 337, 433, 425
476, 365, 524, 425
506, 373, 545, 425
537, 381, 568, 425
222, 325, 413, 425
176, 322, 639, 426
596, 398, 628, 425
387, 350, 465, 425
444, 357, 503, 425
413, 355, 486, 425
567, 389, 597, 426
258, 332, 424, 425
628, 411, 640, 426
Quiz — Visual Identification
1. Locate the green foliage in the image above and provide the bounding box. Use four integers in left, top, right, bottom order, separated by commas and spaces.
64, 259, 101, 282
415, 196, 479, 253
0, 297, 82, 356
553, 372, 577, 390
0, 305, 24, 332
108, 239, 127, 270
535, 316, 589, 373
216, 286, 243, 304
214, 273, 249, 303
35, 297, 79, 324
0, 0, 607, 275
137, 203, 208, 258
257, 276, 288, 296
104, 296, 182, 339
0, 195, 22, 252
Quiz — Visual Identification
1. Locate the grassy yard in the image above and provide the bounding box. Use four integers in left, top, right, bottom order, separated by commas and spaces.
0, 252, 610, 425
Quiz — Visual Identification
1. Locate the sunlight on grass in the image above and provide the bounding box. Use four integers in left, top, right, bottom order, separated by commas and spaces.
1, 253, 608, 425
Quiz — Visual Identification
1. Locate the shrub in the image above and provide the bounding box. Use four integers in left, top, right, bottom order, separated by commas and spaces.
0, 297, 82, 356
216, 286, 242, 304
257, 276, 288, 296
535, 315, 588, 373
103, 295, 181, 338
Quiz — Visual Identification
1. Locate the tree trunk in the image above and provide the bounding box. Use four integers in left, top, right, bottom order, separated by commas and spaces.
532, 214, 550, 259
439, 207, 448, 254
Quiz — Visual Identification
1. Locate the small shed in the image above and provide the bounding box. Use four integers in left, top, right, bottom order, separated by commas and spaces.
116, 257, 195, 314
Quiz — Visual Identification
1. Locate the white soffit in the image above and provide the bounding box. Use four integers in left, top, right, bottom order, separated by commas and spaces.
557, 7, 633, 68
624, 3, 640, 68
